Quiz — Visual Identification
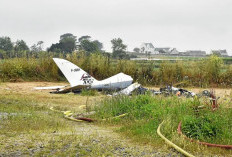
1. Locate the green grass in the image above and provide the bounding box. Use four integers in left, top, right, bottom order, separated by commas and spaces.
0, 97, 68, 136
80, 89, 98, 96
1, 81, 232, 156
0, 92, 174, 156
0, 93, 136, 156
0, 95, 77, 156
2, 84, 168, 156
94, 94, 232, 155
182, 109, 232, 144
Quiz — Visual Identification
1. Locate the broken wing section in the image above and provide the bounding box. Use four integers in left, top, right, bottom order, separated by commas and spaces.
113, 82, 141, 96
35, 85, 89, 94
50, 85, 90, 94
53, 58, 97, 87
34, 86, 66, 90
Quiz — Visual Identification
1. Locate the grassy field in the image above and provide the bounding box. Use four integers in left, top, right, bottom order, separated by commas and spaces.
0, 82, 182, 156
0, 82, 105, 156
1, 82, 232, 156
93, 90, 232, 156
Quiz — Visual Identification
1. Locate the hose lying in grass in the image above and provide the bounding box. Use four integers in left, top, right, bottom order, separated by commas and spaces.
50, 107, 128, 122
178, 121, 232, 149
157, 121, 195, 157
50, 107, 94, 122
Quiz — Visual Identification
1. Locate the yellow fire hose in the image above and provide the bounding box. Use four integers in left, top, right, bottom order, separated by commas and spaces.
50, 107, 128, 122
51, 107, 193, 156
50, 107, 84, 122
157, 121, 195, 157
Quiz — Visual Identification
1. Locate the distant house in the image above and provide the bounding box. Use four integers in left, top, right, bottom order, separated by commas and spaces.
211, 50, 228, 56
181, 50, 206, 56
154, 47, 180, 55
140, 43, 158, 54
169, 48, 179, 55
154, 47, 171, 54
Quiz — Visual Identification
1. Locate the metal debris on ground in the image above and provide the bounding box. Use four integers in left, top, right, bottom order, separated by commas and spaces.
112, 84, 219, 102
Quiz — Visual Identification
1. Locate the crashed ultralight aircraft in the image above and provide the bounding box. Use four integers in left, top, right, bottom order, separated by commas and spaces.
35, 58, 134, 93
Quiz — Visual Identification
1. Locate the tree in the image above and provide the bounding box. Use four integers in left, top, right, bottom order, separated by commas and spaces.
0, 49, 6, 59
47, 43, 62, 52
60, 33, 76, 41
59, 33, 77, 53
0, 36, 13, 52
48, 33, 77, 53
14, 40, 29, 52
31, 41, 44, 52
78, 35, 91, 42
14, 40, 29, 57
78, 36, 103, 54
111, 38, 127, 59
93, 40, 103, 51
79, 40, 98, 53
133, 47, 140, 53
0, 36, 13, 58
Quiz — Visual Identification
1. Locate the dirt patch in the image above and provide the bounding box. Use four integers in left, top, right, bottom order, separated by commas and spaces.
0, 82, 104, 112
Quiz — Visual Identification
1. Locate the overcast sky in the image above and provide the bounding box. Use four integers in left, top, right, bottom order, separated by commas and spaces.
0, 0, 232, 55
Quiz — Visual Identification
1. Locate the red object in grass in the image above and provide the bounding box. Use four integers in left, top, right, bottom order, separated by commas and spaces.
177, 121, 232, 149
76, 117, 95, 122
210, 90, 218, 110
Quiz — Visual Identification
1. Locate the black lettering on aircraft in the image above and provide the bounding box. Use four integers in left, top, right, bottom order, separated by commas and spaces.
71, 68, 80, 72
80, 73, 94, 85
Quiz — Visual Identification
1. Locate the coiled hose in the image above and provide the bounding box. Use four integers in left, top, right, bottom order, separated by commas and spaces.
157, 121, 195, 157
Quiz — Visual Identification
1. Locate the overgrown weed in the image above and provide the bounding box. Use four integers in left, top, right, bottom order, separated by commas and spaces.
94, 94, 232, 155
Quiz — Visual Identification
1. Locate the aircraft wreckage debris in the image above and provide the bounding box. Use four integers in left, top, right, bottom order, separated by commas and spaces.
34, 58, 216, 100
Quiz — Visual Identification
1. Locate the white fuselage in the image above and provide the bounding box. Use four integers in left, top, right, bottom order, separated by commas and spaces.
90, 73, 133, 90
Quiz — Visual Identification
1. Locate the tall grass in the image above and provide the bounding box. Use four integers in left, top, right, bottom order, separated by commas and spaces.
95, 95, 232, 144
0, 52, 231, 87
0, 58, 62, 82
94, 94, 232, 155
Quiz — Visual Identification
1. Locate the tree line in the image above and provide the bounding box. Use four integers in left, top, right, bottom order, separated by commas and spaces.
0, 33, 135, 59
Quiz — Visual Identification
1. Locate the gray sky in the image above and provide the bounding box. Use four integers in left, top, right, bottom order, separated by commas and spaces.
0, 0, 232, 55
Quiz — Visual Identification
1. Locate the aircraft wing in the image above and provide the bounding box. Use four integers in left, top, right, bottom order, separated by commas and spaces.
50, 84, 90, 94
34, 86, 67, 90
34, 84, 89, 94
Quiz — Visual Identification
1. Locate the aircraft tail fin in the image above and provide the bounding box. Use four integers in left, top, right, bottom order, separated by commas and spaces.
53, 58, 97, 87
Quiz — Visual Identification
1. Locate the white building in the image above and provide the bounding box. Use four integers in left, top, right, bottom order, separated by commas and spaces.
169, 48, 179, 55
154, 47, 180, 55
140, 43, 158, 54
211, 50, 228, 56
